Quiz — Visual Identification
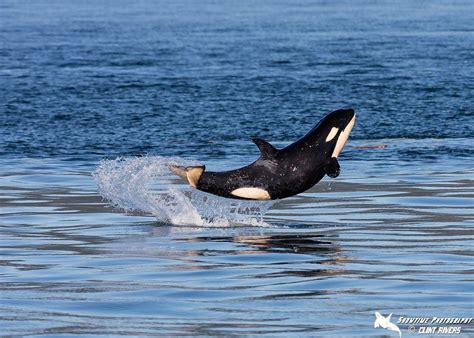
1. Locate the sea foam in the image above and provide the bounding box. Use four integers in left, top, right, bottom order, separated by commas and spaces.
93, 156, 274, 227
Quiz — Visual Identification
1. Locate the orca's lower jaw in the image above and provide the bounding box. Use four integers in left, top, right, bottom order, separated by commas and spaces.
332, 113, 356, 158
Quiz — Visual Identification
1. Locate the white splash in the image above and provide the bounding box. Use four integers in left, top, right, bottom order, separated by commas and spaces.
92, 156, 274, 227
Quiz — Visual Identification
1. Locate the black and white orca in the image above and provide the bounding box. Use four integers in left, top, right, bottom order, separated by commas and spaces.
170, 108, 356, 200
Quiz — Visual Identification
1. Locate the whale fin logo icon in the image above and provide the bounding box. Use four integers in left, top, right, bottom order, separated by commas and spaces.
374, 311, 402, 337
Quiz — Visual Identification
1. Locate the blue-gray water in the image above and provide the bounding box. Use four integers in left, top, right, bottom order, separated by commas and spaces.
1, 0, 473, 336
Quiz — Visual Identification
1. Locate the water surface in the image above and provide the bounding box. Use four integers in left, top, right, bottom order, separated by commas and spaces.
1, 0, 473, 336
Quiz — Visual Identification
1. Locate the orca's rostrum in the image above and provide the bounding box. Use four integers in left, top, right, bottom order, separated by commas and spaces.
170, 108, 356, 200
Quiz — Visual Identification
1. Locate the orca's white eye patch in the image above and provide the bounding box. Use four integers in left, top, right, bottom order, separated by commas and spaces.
325, 127, 339, 142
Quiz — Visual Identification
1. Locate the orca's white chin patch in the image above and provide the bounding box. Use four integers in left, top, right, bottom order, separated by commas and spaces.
332, 114, 356, 158
231, 187, 271, 200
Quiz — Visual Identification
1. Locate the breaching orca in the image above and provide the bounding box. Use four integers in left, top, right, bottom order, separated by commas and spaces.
170, 108, 356, 200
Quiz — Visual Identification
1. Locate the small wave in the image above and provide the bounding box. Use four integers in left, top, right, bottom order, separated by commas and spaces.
92, 156, 274, 227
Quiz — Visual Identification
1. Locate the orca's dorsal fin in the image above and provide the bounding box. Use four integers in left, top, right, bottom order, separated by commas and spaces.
252, 138, 278, 159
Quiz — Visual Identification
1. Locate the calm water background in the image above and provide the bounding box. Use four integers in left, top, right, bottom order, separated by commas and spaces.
1, 0, 473, 336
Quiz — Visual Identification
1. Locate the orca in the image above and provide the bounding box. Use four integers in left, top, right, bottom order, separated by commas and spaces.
170, 108, 356, 200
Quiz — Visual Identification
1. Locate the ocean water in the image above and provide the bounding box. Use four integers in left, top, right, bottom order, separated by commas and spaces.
1, 0, 473, 336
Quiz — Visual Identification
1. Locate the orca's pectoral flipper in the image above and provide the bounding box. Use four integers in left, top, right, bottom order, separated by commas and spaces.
251, 138, 278, 159
169, 165, 205, 188
325, 157, 340, 178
